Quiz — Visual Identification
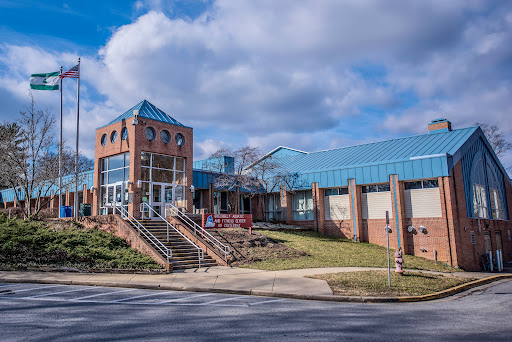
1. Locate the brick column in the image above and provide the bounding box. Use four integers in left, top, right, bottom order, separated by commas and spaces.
65, 188, 70, 206
349, 179, 363, 242
49, 190, 55, 208
283, 188, 293, 225
82, 185, 88, 204
390, 174, 406, 252
312, 182, 324, 233
209, 183, 214, 213
442, 175, 460, 267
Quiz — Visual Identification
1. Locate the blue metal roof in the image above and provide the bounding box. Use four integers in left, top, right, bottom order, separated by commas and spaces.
0, 170, 94, 202
99, 100, 189, 129
274, 127, 478, 173
251, 126, 493, 188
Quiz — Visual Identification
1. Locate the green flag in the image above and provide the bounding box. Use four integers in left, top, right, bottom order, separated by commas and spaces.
30, 71, 60, 90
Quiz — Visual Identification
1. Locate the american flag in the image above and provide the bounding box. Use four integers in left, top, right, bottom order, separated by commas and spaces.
60, 64, 79, 79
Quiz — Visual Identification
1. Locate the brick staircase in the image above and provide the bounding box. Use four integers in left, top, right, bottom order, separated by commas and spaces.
136, 220, 217, 270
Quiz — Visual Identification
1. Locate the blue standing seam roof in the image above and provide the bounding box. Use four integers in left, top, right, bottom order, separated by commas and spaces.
0, 170, 94, 203
272, 127, 478, 174
98, 100, 190, 129
250, 126, 512, 189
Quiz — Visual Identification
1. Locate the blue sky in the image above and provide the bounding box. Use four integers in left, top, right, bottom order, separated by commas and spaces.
0, 0, 511, 169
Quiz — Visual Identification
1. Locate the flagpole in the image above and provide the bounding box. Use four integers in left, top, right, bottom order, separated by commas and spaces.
74, 57, 80, 218
59, 66, 63, 217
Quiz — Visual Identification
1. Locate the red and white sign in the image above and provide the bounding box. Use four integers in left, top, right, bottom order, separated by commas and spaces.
202, 213, 252, 229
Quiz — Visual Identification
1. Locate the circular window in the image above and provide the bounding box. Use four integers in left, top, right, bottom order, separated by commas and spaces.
145, 127, 156, 141
121, 127, 128, 140
175, 133, 185, 146
101, 134, 107, 146
110, 131, 118, 143
160, 130, 170, 144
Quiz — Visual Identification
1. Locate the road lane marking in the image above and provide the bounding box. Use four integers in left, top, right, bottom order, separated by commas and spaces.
10, 285, 64, 293
108, 292, 166, 303
22, 287, 89, 299
199, 296, 247, 305
155, 293, 214, 304
0, 284, 28, 288
71, 288, 139, 300
248, 299, 287, 306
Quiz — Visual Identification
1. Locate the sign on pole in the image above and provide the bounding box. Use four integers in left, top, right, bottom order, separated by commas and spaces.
385, 211, 391, 287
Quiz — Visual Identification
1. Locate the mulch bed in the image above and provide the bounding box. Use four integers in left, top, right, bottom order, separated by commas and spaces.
210, 228, 308, 266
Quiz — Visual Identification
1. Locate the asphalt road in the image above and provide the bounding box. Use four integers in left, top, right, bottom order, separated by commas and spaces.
0, 280, 511, 341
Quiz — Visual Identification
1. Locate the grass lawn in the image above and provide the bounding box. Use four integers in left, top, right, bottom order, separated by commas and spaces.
241, 230, 457, 272
310, 271, 476, 297
0, 214, 161, 271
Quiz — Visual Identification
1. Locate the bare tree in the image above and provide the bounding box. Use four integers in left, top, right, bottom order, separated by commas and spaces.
476, 122, 512, 157
0, 95, 92, 219
205, 147, 263, 213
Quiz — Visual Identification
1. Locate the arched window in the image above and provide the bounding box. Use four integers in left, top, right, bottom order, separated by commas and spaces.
471, 152, 488, 218
487, 164, 504, 220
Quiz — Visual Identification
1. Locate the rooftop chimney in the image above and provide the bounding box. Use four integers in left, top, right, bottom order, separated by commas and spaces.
428, 118, 451, 133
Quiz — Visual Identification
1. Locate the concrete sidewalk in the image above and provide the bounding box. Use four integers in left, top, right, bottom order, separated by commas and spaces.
0, 266, 507, 300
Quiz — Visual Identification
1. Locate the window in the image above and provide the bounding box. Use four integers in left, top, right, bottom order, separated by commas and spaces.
101, 134, 107, 146
121, 127, 128, 140
265, 193, 282, 221
490, 189, 503, 220
160, 130, 170, 143
293, 190, 313, 221
110, 131, 117, 143
362, 183, 390, 193
324, 187, 349, 196
145, 127, 156, 141
473, 183, 488, 218
175, 133, 185, 146
139, 151, 185, 185
240, 196, 251, 214
405, 179, 439, 190
100, 152, 130, 185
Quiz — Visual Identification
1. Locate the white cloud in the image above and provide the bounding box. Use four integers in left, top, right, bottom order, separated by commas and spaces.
0, 0, 511, 169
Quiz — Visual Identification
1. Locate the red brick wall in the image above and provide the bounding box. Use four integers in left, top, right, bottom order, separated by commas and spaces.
428, 121, 451, 132
448, 161, 512, 271
93, 117, 193, 218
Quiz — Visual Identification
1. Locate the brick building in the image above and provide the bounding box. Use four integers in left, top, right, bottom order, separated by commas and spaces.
1, 100, 510, 271
243, 119, 512, 271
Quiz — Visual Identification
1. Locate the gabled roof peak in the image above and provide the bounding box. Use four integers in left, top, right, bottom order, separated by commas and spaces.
98, 100, 189, 129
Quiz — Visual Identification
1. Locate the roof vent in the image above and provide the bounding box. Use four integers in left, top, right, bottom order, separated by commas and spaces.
428, 118, 451, 133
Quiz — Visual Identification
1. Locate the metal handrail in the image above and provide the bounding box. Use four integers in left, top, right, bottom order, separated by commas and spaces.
165, 203, 231, 260
141, 202, 204, 266
112, 203, 172, 263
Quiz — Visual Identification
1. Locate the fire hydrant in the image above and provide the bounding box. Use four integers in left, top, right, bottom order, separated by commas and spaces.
394, 249, 404, 276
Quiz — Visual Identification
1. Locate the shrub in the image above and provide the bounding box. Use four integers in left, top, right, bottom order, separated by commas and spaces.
0, 218, 161, 270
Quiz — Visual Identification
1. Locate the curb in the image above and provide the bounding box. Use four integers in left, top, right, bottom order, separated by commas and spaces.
396, 274, 512, 302
0, 274, 510, 303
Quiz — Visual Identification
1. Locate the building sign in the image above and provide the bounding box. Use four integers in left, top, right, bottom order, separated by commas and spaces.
202, 214, 252, 229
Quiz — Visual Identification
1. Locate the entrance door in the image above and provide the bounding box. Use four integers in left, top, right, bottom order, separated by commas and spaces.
148, 182, 185, 219
496, 231, 502, 250
102, 181, 126, 215
151, 184, 163, 219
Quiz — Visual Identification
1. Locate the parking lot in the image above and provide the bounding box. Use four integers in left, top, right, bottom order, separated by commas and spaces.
1, 281, 511, 341
0, 282, 287, 307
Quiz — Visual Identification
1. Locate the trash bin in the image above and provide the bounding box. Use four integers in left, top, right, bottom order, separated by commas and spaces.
59, 206, 66, 218
59, 206, 72, 218
80, 203, 92, 217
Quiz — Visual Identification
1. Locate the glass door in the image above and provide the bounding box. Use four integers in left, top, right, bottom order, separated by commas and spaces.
151, 184, 163, 219
149, 182, 186, 219
102, 181, 126, 215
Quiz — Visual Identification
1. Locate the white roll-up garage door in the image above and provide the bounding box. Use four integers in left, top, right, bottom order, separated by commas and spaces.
362, 192, 393, 219
324, 195, 351, 220
404, 188, 442, 218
